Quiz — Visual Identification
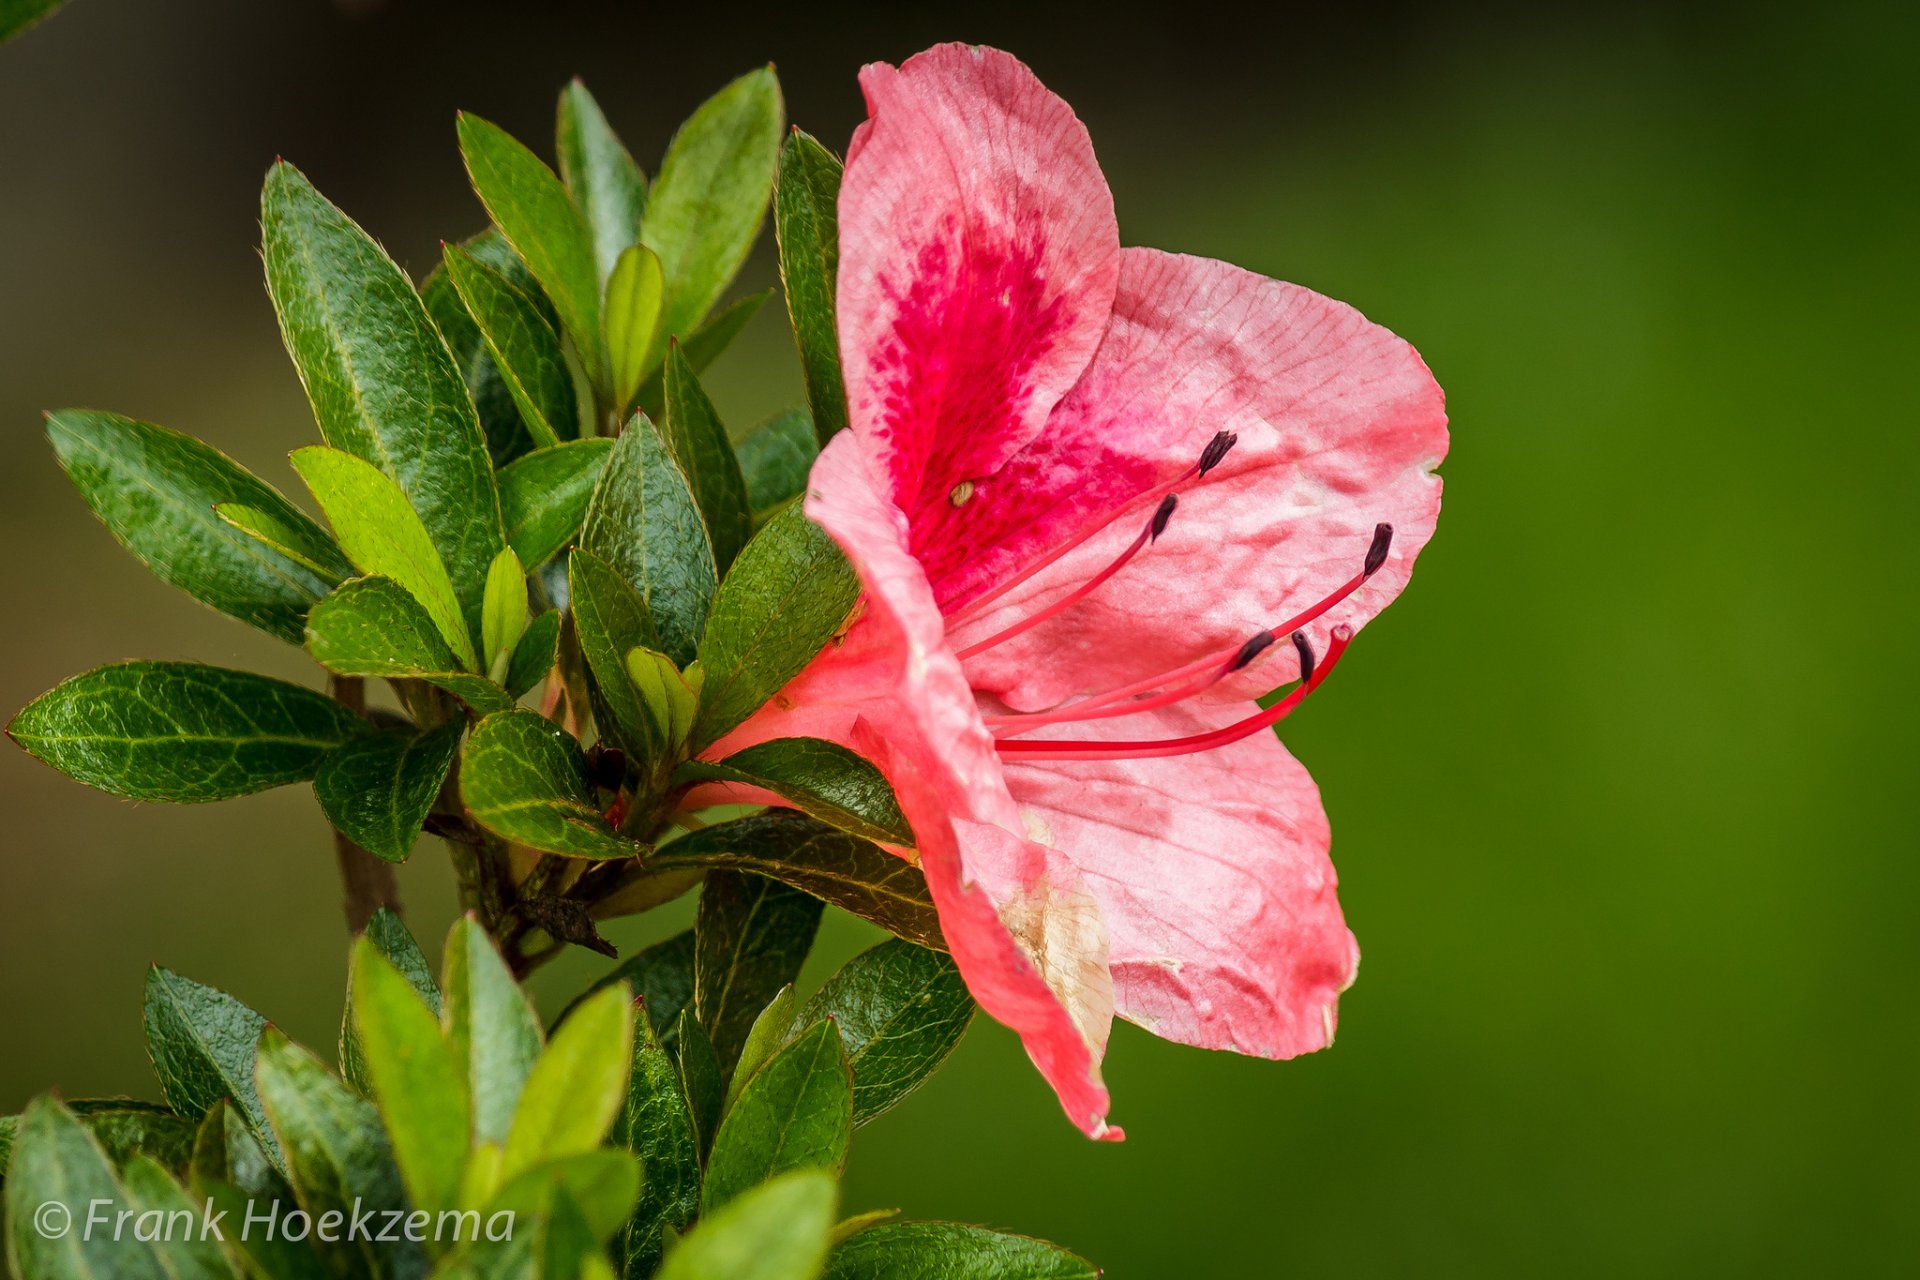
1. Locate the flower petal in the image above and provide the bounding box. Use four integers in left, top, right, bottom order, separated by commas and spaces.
949, 248, 1448, 711
1001, 704, 1358, 1058
838, 44, 1120, 563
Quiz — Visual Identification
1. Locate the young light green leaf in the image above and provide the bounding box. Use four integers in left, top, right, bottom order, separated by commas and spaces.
694, 871, 823, 1075
566, 930, 695, 1045
144, 968, 281, 1172
824, 1223, 1099, 1280
499, 437, 613, 568
10, 662, 363, 803
506, 608, 562, 700
617, 1002, 702, 1275
341, 907, 441, 1096
657, 813, 942, 951
350, 940, 470, 1217
4, 1098, 171, 1280
292, 445, 481, 670
443, 916, 544, 1147
557, 79, 647, 283
500, 984, 635, 1183
663, 343, 753, 572
314, 720, 463, 862
215, 501, 352, 585
568, 548, 664, 760
444, 242, 575, 449
606, 243, 664, 411
702, 1020, 851, 1212
581, 416, 717, 667
482, 546, 530, 679
642, 68, 783, 364
304, 576, 513, 714
46, 409, 343, 643
691, 502, 858, 749
802, 940, 973, 1126
423, 230, 554, 466
774, 130, 848, 445
674, 738, 910, 845
724, 986, 797, 1113
659, 1169, 836, 1280
121, 1153, 245, 1279
736, 407, 819, 517
262, 161, 503, 627
628, 647, 699, 747
482, 1148, 642, 1243
461, 709, 638, 859
458, 112, 606, 391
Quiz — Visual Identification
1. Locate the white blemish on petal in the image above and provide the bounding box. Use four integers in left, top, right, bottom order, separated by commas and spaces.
1020, 807, 1055, 846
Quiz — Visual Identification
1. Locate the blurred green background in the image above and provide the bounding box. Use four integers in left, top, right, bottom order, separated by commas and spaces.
2, 0, 1914, 1273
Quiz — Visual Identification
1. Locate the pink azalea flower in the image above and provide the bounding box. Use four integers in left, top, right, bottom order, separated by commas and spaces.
715, 44, 1447, 1138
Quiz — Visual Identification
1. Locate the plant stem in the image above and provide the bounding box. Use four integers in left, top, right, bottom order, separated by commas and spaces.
326, 675, 402, 933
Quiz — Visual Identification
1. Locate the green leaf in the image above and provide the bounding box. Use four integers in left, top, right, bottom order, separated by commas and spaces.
341, 907, 441, 1096
736, 408, 819, 517
482, 547, 530, 678
304, 576, 514, 714
292, 445, 481, 671
443, 916, 544, 1146
674, 738, 909, 845
774, 130, 848, 446
46, 409, 342, 644
567, 548, 663, 759
314, 721, 462, 862
694, 871, 823, 1075
444, 243, 576, 449
215, 501, 353, 585
121, 1153, 245, 1279
501, 984, 634, 1183
823, 1223, 1100, 1280
557, 79, 648, 284
424, 230, 554, 466
461, 709, 639, 859
691, 502, 857, 749
567, 930, 695, 1046
499, 437, 613, 568
606, 244, 665, 412
143, 969, 277, 1156
458, 112, 606, 390
506, 609, 562, 700
350, 939, 470, 1217
616, 1003, 702, 1275
802, 940, 972, 1126
0, 0, 70, 44
657, 813, 943, 951
10, 662, 363, 803
724, 986, 797, 1113
702, 1020, 851, 1212
663, 344, 753, 573
188, 1100, 290, 1202
262, 161, 503, 627
642, 68, 783, 364
4, 1098, 171, 1280
193, 1177, 329, 1280
627, 647, 700, 748
0, 1101, 196, 1179
631, 290, 773, 421
482, 1148, 641, 1243
254, 1030, 424, 1279
674, 1010, 723, 1165
658, 1169, 836, 1280
581, 416, 717, 667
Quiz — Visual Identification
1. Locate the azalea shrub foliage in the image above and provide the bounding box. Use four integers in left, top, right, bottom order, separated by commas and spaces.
2, 37, 1447, 1280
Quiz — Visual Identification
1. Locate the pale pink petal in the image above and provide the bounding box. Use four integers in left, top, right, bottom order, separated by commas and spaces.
837, 43, 1120, 571
948, 249, 1448, 712
1001, 704, 1358, 1058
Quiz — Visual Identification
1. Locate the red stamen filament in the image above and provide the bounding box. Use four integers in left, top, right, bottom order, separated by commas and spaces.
955, 504, 1167, 661
996, 627, 1352, 762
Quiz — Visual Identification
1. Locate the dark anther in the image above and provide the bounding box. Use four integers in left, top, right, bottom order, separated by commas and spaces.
1291, 630, 1316, 684
584, 745, 627, 791
1198, 431, 1238, 476
1149, 494, 1178, 541
1230, 630, 1277, 671
1364, 523, 1394, 577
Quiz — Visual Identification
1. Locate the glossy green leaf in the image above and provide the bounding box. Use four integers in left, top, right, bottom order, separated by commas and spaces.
350, 940, 470, 1216
305, 576, 514, 714
691, 502, 858, 749
736, 408, 819, 517
314, 720, 462, 863
674, 738, 910, 845
46, 409, 341, 643
482, 546, 530, 678
774, 130, 848, 445
557, 79, 648, 284
458, 112, 606, 390
616, 1002, 702, 1275
725, 985, 797, 1113
501, 984, 634, 1183
581, 417, 717, 667
606, 243, 664, 412
444, 243, 575, 449
823, 1223, 1099, 1280
423, 230, 554, 465
506, 608, 562, 700
215, 501, 352, 585
461, 709, 639, 859
657, 813, 943, 951
659, 1169, 836, 1280
802, 940, 972, 1125
663, 344, 753, 573
341, 907, 440, 1097
443, 916, 544, 1146
642, 68, 783, 363
702, 1020, 851, 1211
499, 437, 613, 568
10, 662, 363, 803
4, 1097, 170, 1280
262, 161, 503, 627
144, 969, 277, 1156
254, 1030, 424, 1279
627, 647, 699, 748
121, 1153, 245, 1279
694, 871, 823, 1074
568, 548, 663, 759
675, 1009, 724, 1164
568, 930, 695, 1045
